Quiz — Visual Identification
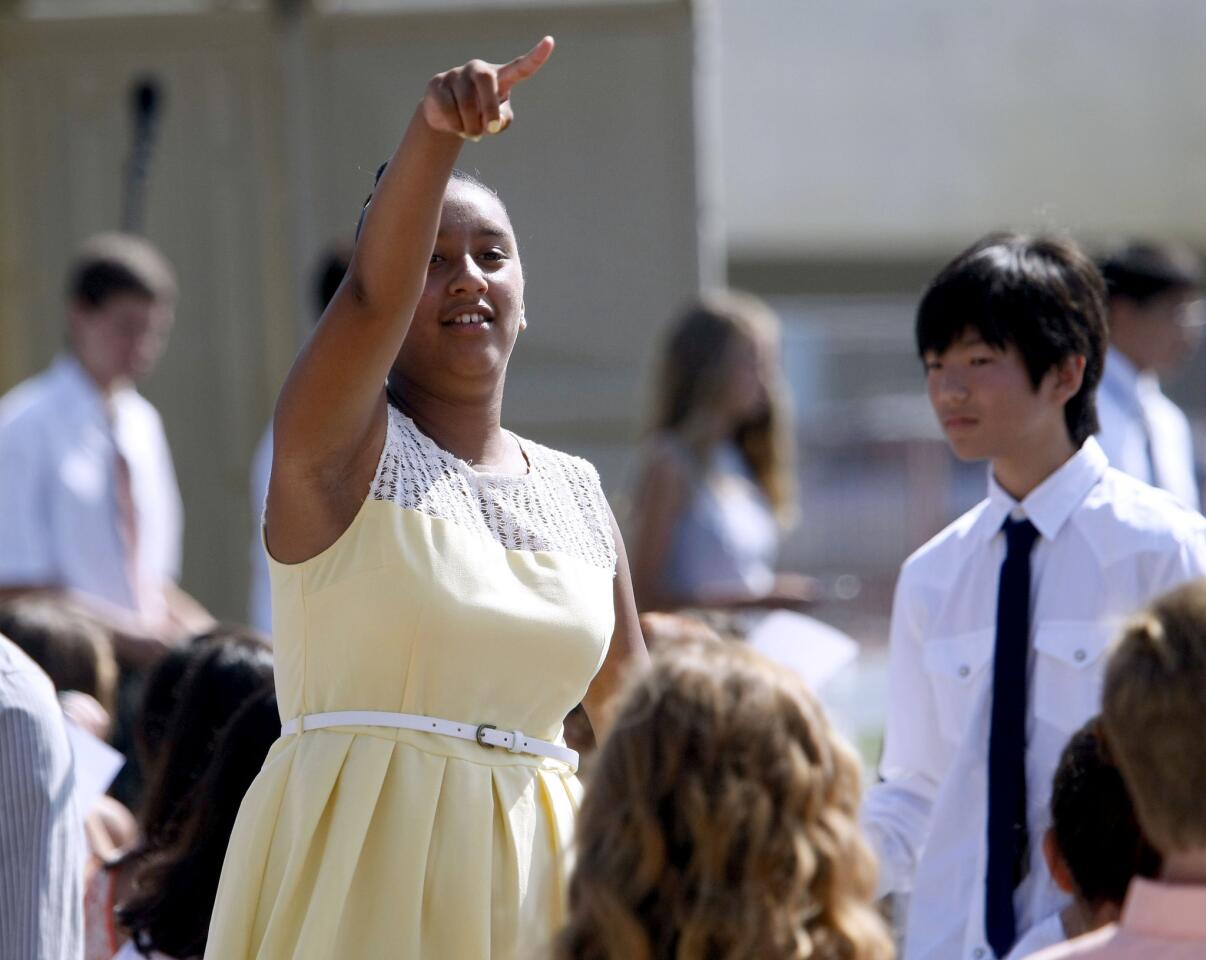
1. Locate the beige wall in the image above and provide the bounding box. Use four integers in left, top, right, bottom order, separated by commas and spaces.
718, 0, 1206, 258
0, 3, 711, 620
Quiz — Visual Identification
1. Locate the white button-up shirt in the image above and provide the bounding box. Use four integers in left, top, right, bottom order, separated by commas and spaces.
0, 355, 182, 616
1096, 347, 1199, 511
863, 438, 1206, 960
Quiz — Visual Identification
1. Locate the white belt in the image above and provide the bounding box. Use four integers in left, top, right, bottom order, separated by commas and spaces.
280, 710, 578, 771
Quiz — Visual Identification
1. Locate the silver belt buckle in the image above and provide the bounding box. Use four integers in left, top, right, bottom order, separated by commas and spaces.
475, 722, 497, 749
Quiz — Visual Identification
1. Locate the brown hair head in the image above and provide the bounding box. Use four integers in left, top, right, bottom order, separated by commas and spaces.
1102, 578, 1206, 854
0, 597, 117, 714
1098, 239, 1201, 305
555, 636, 892, 960
1048, 718, 1159, 907
68, 232, 177, 308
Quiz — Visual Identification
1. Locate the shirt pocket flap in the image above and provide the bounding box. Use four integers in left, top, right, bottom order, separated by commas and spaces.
1034, 621, 1118, 670
923, 628, 996, 681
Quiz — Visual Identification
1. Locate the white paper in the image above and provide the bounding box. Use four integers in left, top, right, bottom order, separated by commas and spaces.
65, 719, 126, 812
746, 610, 860, 691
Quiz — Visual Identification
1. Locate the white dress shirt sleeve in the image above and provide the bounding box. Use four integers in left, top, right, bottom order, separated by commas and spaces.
862, 560, 946, 897
1148, 526, 1206, 592
0, 416, 57, 587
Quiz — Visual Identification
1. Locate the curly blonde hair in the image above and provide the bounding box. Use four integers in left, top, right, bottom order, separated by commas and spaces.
555, 637, 893, 960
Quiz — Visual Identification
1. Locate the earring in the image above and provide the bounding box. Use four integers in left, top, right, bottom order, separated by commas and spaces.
519, 312, 528, 331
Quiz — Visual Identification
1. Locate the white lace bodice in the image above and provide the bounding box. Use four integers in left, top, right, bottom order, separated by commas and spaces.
370, 405, 617, 574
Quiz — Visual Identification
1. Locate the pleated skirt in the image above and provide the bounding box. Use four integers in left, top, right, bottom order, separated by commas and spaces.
204, 726, 581, 959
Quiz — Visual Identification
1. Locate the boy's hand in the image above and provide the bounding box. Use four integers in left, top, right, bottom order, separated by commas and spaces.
421, 37, 555, 140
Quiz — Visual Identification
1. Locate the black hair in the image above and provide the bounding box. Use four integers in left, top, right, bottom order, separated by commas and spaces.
133, 638, 211, 777
1098, 240, 1202, 305
1050, 719, 1160, 906
136, 625, 272, 848
916, 232, 1107, 446
354, 162, 503, 242
119, 689, 280, 958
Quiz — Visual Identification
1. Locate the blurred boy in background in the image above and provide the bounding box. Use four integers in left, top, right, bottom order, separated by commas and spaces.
1096, 240, 1202, 510
0, 233, 210, 665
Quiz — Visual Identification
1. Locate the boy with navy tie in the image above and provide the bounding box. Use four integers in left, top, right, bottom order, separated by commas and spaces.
862, 233, 1206, 960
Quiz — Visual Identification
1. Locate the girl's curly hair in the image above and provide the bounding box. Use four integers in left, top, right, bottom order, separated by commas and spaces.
555, 636, 892, 960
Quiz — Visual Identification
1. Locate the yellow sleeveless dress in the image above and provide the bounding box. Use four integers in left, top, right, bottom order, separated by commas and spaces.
205, 405, 617, 959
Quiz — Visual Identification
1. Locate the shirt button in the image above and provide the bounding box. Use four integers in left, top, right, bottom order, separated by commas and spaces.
1074, 649, 1087, 662
958, 664, 970, 678
973, 949, 986, 960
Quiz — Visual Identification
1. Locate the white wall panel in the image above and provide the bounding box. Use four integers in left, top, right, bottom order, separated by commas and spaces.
719, 0, 1206, 255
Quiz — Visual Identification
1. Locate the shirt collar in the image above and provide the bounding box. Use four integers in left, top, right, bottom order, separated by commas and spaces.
51, 353, 134, 425
1121, 877, 1206, 940
972, 437, 1109, 543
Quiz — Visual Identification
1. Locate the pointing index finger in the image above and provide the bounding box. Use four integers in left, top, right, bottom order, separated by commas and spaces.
497, 36, 555, 97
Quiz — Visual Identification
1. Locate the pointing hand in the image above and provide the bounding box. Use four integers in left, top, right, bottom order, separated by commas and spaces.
421, 37, 555, 140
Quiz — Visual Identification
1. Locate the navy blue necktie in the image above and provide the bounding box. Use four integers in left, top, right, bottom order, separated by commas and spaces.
985, 516, 1040, 958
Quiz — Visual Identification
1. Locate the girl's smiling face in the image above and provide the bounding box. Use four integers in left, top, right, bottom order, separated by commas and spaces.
394, 179, 525, 392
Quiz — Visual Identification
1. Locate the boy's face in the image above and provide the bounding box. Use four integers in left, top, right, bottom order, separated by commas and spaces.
923, 330, 1073, 462
1113, 289, 1203, 375
69, 292, 173, 385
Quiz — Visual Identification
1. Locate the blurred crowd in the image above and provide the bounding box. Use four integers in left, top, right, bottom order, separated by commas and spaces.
1, 223, 1204, 960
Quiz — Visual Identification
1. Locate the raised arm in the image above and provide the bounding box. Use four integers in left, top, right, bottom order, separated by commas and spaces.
267, 39, 554, 563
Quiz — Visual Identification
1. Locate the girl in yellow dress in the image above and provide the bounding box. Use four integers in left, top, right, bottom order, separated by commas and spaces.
205, 38, 646, 959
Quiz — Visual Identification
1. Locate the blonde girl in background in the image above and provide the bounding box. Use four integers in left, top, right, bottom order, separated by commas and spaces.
630, 292, 814, 613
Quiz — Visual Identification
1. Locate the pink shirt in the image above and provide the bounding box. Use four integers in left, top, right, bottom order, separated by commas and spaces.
1030, 879, 1206, 959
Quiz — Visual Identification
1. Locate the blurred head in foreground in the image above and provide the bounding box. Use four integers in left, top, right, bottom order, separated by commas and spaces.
1103, 578, 1206, 862
0, 597, 117, 718
556, 635, 891, 960
1043, 718, 1159, 935
120, 688, 280, 959
137, 624, 272, 847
